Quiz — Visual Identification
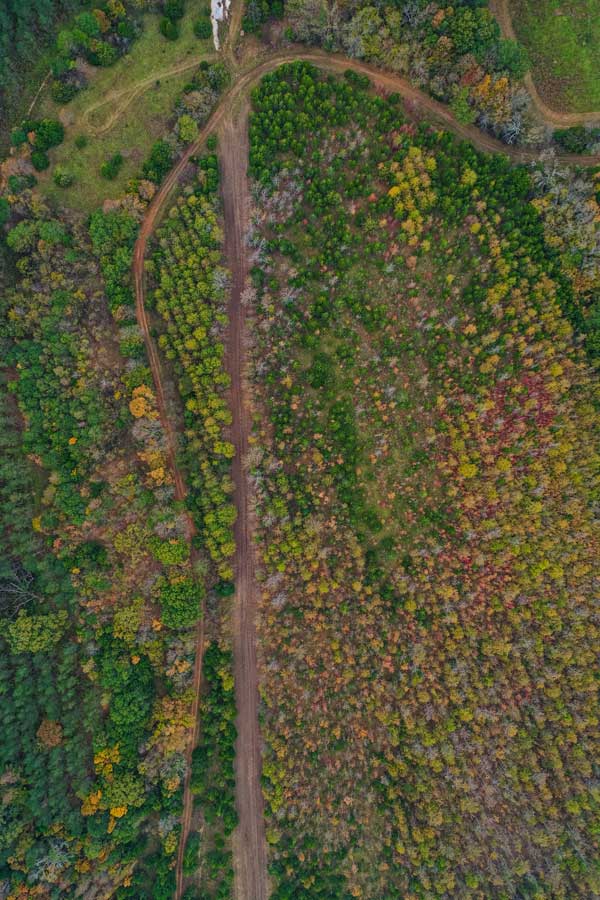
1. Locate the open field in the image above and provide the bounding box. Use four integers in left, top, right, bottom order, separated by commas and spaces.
35, 9, 212, 211
510, 0, 600, 113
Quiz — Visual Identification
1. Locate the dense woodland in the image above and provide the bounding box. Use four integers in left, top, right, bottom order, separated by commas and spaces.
0, 0, 85, 122
0, 131, 232, 898
1, 0, 600, 897
248, 62, 600, 899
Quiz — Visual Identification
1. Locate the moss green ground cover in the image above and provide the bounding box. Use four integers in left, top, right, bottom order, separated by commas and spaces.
511, 0, 600, 112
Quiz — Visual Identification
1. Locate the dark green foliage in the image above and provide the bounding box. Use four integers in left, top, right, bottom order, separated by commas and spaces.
242, 0, 282, 32
0, 197, 10, 226
194, 18, 212, 39
159, 17, 179, 40
343, 68, 369, 90
554, 125, 600, 154
495, 38, 530, 79
182, 831, 200, 876
142, 139, 173, 183
164, 0, 185, 21
32, 118, 64, 151
73, 10, 100, 39
51, 78, 79, 103
189, 642, 236, 892
10, 127, 28, 146
100, 152, 124, 180
85, 39, 119, 67
0, 391, 74, 616
30, 149, 50, 171
7, 173, 37, 193
3, 272, 108, 525
115, 849, 176, 899
97, 637, 154, 761
438, 5, 499, 57
118, 19, 136, 40
89, 209, 138, 312
159, 578, 202, 628
269, 837, 352, 900
53, 166, 74, 187
214, 579, 234, 597
9, 117, 64, 170
0, 0, 87, 124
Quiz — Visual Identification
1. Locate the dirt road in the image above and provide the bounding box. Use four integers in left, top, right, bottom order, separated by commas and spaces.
130, 40, 600, 900
489, 0, 600, 126
220, 112, 269, 900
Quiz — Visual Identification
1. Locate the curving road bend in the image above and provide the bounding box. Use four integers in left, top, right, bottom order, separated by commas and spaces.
489, 0, 600, 127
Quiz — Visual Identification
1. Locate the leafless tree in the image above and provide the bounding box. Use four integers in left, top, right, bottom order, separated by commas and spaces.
0, 560, 40, 619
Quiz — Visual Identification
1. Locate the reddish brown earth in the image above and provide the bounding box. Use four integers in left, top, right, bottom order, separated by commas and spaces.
220, 111, 269, 900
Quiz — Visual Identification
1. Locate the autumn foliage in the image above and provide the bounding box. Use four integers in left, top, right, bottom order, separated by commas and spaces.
249, 63, 600, 899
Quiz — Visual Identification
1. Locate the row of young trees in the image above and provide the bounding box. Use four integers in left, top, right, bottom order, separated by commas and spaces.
150, 155, 237, 578
247, 62, 600, 899
147, 159, 238, 898
187, 642, 237, 896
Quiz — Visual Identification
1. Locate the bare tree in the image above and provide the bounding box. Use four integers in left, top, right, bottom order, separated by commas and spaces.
0, 560, 40, 619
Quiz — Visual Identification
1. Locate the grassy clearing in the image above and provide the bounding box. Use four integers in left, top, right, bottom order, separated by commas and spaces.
511, 0, 600, 112
36, 7, 213, 212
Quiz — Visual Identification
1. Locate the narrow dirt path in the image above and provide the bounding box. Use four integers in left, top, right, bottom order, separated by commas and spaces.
220, 112, 269, 900
130, 41, 600, 900
82, 57, 216, 136
224, 0, 245, 67
133, 186, 205, 900
27, 69, 52, 118
489, 0, 600, 126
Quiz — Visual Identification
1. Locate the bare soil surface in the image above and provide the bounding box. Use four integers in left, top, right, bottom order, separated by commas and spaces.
220, 111, 269, 900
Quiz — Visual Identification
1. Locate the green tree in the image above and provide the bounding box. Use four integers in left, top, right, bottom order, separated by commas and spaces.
177, 114, 199, 143
100, 772, 145, 811
496, 39, 529, 79
194, 18, 212, 39
6, 609, 69, 653
159, 578, 203, 628
33, 118, 65, 151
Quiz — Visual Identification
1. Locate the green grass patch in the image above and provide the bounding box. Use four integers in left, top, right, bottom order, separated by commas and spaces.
511, 0, 600, 112
35, 8, 213, 211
